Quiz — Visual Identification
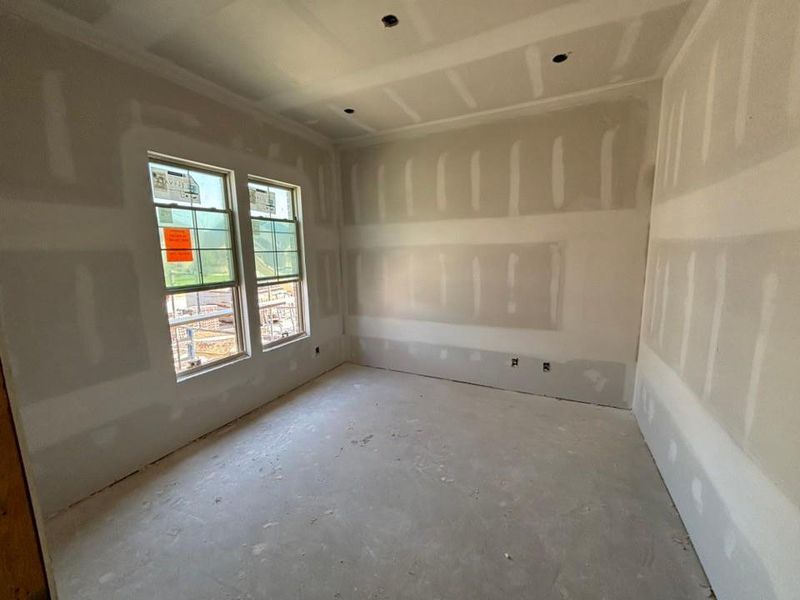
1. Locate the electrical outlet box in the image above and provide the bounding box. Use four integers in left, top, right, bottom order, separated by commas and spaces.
511, 357, 519, 367
543, 362, 551, 372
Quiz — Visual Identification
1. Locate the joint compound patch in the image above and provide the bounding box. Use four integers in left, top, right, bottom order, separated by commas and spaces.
583, 369, 608, 393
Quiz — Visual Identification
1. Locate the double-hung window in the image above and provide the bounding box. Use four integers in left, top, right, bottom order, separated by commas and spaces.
248, 178, 306, 348
148, 156, 244, 375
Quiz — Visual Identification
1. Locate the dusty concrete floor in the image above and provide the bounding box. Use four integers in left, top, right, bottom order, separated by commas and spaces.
46, 364, 710, 599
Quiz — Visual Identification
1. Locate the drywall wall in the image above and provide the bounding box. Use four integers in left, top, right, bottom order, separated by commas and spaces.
633, 1, 800, 598
0, 15, 344, 515
341, 81, 661, 408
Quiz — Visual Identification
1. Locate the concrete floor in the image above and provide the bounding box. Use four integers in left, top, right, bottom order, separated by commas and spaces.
46, 364, 711, 599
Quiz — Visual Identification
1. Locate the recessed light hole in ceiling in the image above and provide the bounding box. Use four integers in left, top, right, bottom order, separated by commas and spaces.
382, 14, 399, 28
344, 108, 355, 114
552, 53, 570, 64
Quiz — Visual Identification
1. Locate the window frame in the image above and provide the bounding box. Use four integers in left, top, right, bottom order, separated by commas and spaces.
147, 152, 248, 378
247, 175, 308, 351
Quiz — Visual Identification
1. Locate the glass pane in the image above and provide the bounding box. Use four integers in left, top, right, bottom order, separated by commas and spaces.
271, 187, 293, 220
273, 221, 297, 251
252, 218, 273, 234
275, 231, 297, 252
273, 221, 295, 234
197, 229, 230, 249
191, 170, 226, 209
149, 161, 226, 209
156, 206, 193, 227
255, 252, 277, 280
276, 252, 300, 277
162, 250, 201, 289
253, 230, 275, 252
195, 210, 228, 230
166, 288, 240, 373
258, 282, 303, 347
200, 250, 234, 284
248, 181, 293, 219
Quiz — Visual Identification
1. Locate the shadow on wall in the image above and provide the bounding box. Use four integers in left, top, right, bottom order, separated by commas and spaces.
636, 378, 778, 600
0, 250, 150, 404
31, 334, 344, 516
41, 365, 340, 531
314, 248, 341, 319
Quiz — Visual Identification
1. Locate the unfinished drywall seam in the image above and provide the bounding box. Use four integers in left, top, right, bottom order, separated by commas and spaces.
611, 18, 644, 80
404, 158, 415, 217
735, 0, 758, 147
509, 141, 521, 216
551, 136, 565, 209
743, 272, 778, 447
701, 252, 726, 403
600, 127, 619, 209
701, 41, 719, 164
470, 150, 481, 212
678, 251, 695, 375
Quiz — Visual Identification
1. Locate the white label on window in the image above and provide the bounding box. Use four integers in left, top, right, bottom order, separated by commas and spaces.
250, 188, 276, 214
152, 168, 200, 203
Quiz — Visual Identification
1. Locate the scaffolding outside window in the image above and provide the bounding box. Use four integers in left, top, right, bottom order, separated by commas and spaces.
148, 157, 245, 375
248, 178, 306, 348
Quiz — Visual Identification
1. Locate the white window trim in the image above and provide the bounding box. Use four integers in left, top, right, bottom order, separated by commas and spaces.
147, 151, 249, 379
247, 174, 311, 352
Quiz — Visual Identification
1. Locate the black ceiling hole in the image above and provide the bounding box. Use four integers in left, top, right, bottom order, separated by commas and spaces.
382, 14, 399, 28
344, 108, 355, 114
552, 53, 570, 64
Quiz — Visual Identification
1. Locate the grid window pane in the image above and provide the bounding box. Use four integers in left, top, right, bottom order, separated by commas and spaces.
274, 224, 297, 251
276, 252, 300, 278
258, 282, 302, 347
156, 206, 193, 227
197, 229, 231, 249
255, 252, 277, 279
166, 288, 240, 372
251, 219, 274, 233
253, 228, 275, 252
195, 210, 228, 230
161, 250, 201, 288
200, 250, 235, 284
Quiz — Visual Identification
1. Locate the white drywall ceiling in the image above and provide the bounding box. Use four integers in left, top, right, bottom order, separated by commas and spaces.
26, 0, 704, 140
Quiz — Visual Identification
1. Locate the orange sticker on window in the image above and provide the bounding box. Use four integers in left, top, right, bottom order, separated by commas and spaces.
164, 227, 193, 262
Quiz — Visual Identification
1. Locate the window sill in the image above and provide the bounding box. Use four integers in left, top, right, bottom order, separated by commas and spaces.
262, 332, 308, 353
176, 352, 249, 383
